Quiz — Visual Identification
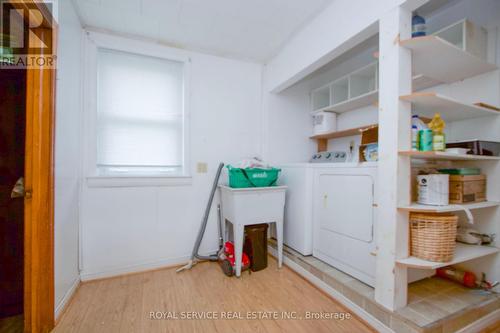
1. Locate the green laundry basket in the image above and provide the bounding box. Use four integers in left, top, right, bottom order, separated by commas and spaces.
227, 166, 281, 188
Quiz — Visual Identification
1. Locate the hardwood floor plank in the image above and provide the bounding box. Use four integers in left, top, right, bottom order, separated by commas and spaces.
54, 259, 374, 333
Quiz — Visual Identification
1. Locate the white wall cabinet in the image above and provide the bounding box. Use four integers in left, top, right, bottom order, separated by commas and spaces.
310, 62, 378, 114
433, 19, 487, 61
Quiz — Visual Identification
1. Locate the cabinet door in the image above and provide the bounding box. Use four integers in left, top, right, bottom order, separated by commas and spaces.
317, 173, 374, 242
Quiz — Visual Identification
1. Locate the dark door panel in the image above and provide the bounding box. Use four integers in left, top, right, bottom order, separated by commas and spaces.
0, 68, 26, 318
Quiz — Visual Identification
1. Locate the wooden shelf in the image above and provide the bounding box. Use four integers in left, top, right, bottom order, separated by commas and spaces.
398, 201, 500, 213
310, 124, 377, 140
322, 90, 378, 113
400, 36, 497, 83
400, 92, 500, 121
399, 151, 500, 161
396, 243, 499, 269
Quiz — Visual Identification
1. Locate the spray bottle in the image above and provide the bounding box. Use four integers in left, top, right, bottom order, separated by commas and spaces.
429, 113, 446, 151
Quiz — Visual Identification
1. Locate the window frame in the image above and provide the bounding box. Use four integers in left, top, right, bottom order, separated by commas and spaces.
83, 31, 191, 186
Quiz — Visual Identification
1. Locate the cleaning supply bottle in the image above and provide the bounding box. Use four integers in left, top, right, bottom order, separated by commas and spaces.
429, 113, 446, 151
412, 115, 428, 130
412, 13, 426, 38
411, 125, 419, 151
412, 115, 429, 151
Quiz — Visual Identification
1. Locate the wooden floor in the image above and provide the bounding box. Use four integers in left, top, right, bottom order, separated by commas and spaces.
0, 315, 23, 333
54, 259, 374, 333
483, 320, 500, 333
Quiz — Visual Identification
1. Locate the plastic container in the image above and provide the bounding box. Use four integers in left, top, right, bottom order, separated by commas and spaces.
419, 129, 433, 151
312, 111, 337, 135
244, 224, 268, 272
417, 174, 449, 206
227, 166, 281, 188
429, 113, 446, 151
411, 125, 419, 151
412, 13, 426, 38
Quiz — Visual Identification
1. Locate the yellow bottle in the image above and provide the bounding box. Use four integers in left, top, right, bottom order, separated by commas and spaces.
428, 113, 446, 151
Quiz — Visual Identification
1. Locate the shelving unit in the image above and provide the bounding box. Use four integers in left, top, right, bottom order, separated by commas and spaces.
373, 53, 443, 91
396, 243, 499, 269
398, 201, 500, 213
310, 62, 378, 114
399, 151, 500, 161
400, 92, 500, 121
325, 91, 378, 113
311, 124, 377, 153
399, 35, 497, 83
373, 10, 500, 311
310, 124, 377, 140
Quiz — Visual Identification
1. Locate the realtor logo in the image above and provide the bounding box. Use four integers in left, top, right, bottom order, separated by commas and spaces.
0, 0, 56, 68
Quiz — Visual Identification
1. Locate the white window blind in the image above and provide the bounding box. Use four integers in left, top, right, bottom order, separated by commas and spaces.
96, 48, 185, 175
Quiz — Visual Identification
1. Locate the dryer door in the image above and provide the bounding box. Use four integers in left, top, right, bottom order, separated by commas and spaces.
318, 173, 374, 242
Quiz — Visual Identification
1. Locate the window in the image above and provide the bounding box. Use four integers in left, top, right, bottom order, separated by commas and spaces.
96, 48, 186, 176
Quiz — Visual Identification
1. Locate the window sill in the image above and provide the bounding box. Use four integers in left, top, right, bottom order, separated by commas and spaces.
86, 175, 192, 188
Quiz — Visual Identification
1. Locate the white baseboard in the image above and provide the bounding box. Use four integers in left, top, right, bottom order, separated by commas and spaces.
268, 247, 394, 333
55, 277, 81, 320
80, 250, 218, 282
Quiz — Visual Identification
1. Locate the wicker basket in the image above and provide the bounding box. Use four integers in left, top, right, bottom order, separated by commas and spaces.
410, 213, 458, 262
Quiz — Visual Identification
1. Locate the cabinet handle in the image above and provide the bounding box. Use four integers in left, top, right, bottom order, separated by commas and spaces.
25, 190, 32, 199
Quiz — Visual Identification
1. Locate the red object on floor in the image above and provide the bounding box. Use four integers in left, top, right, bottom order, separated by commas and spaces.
436, 267, 477, 288
219, 241, 250, 276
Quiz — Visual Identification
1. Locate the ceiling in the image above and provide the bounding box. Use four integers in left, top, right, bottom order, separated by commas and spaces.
72, 0, 333, 63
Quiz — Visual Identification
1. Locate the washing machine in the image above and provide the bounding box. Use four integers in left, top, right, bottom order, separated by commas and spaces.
312, 164, 378, 287
278, 163, 315, 255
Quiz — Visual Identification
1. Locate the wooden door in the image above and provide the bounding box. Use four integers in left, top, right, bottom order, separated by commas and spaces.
0, 67, 26, 319
1, 1, 56, 331
24, 25, 56, 333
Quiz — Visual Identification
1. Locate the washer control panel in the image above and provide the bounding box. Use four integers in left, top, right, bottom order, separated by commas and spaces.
310, 151, 347, 163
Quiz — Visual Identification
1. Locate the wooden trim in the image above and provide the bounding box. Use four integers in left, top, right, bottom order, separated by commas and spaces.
399, 91, 437, 100
310, 124, 378, 140
24, 22, 56, 333
474, 102, 500, 112
81, 262, 191, 284
317, 139, 328, 153
398, 35, 437, 47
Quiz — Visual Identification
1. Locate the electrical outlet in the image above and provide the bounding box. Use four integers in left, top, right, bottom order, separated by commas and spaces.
197, 162, 208, 174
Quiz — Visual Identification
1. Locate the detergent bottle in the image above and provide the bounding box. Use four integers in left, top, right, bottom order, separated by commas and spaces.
429, 113, 446, 151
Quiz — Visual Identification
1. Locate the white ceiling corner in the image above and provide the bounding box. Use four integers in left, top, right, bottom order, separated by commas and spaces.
72, 0, 334, 63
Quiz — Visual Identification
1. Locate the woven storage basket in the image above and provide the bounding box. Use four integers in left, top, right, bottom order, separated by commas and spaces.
410, 213, 458, 262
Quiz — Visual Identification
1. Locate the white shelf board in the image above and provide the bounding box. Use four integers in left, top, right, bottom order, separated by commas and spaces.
399, 151, 500, 161
398, 201, 500, 213
400, 92, 500, 121
400, 36, 497, 83
412, 74, 441, 91
396, 243, 499, 269
324, 90, 378, 113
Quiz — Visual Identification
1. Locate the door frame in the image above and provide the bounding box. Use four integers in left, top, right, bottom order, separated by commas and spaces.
14, 1, 58, 332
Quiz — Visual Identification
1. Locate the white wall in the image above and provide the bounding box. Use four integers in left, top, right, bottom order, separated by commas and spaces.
79, 37, 263, 280
54, 0, 82, 316
263, 40, 379, 164
263, 0, 428, 93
